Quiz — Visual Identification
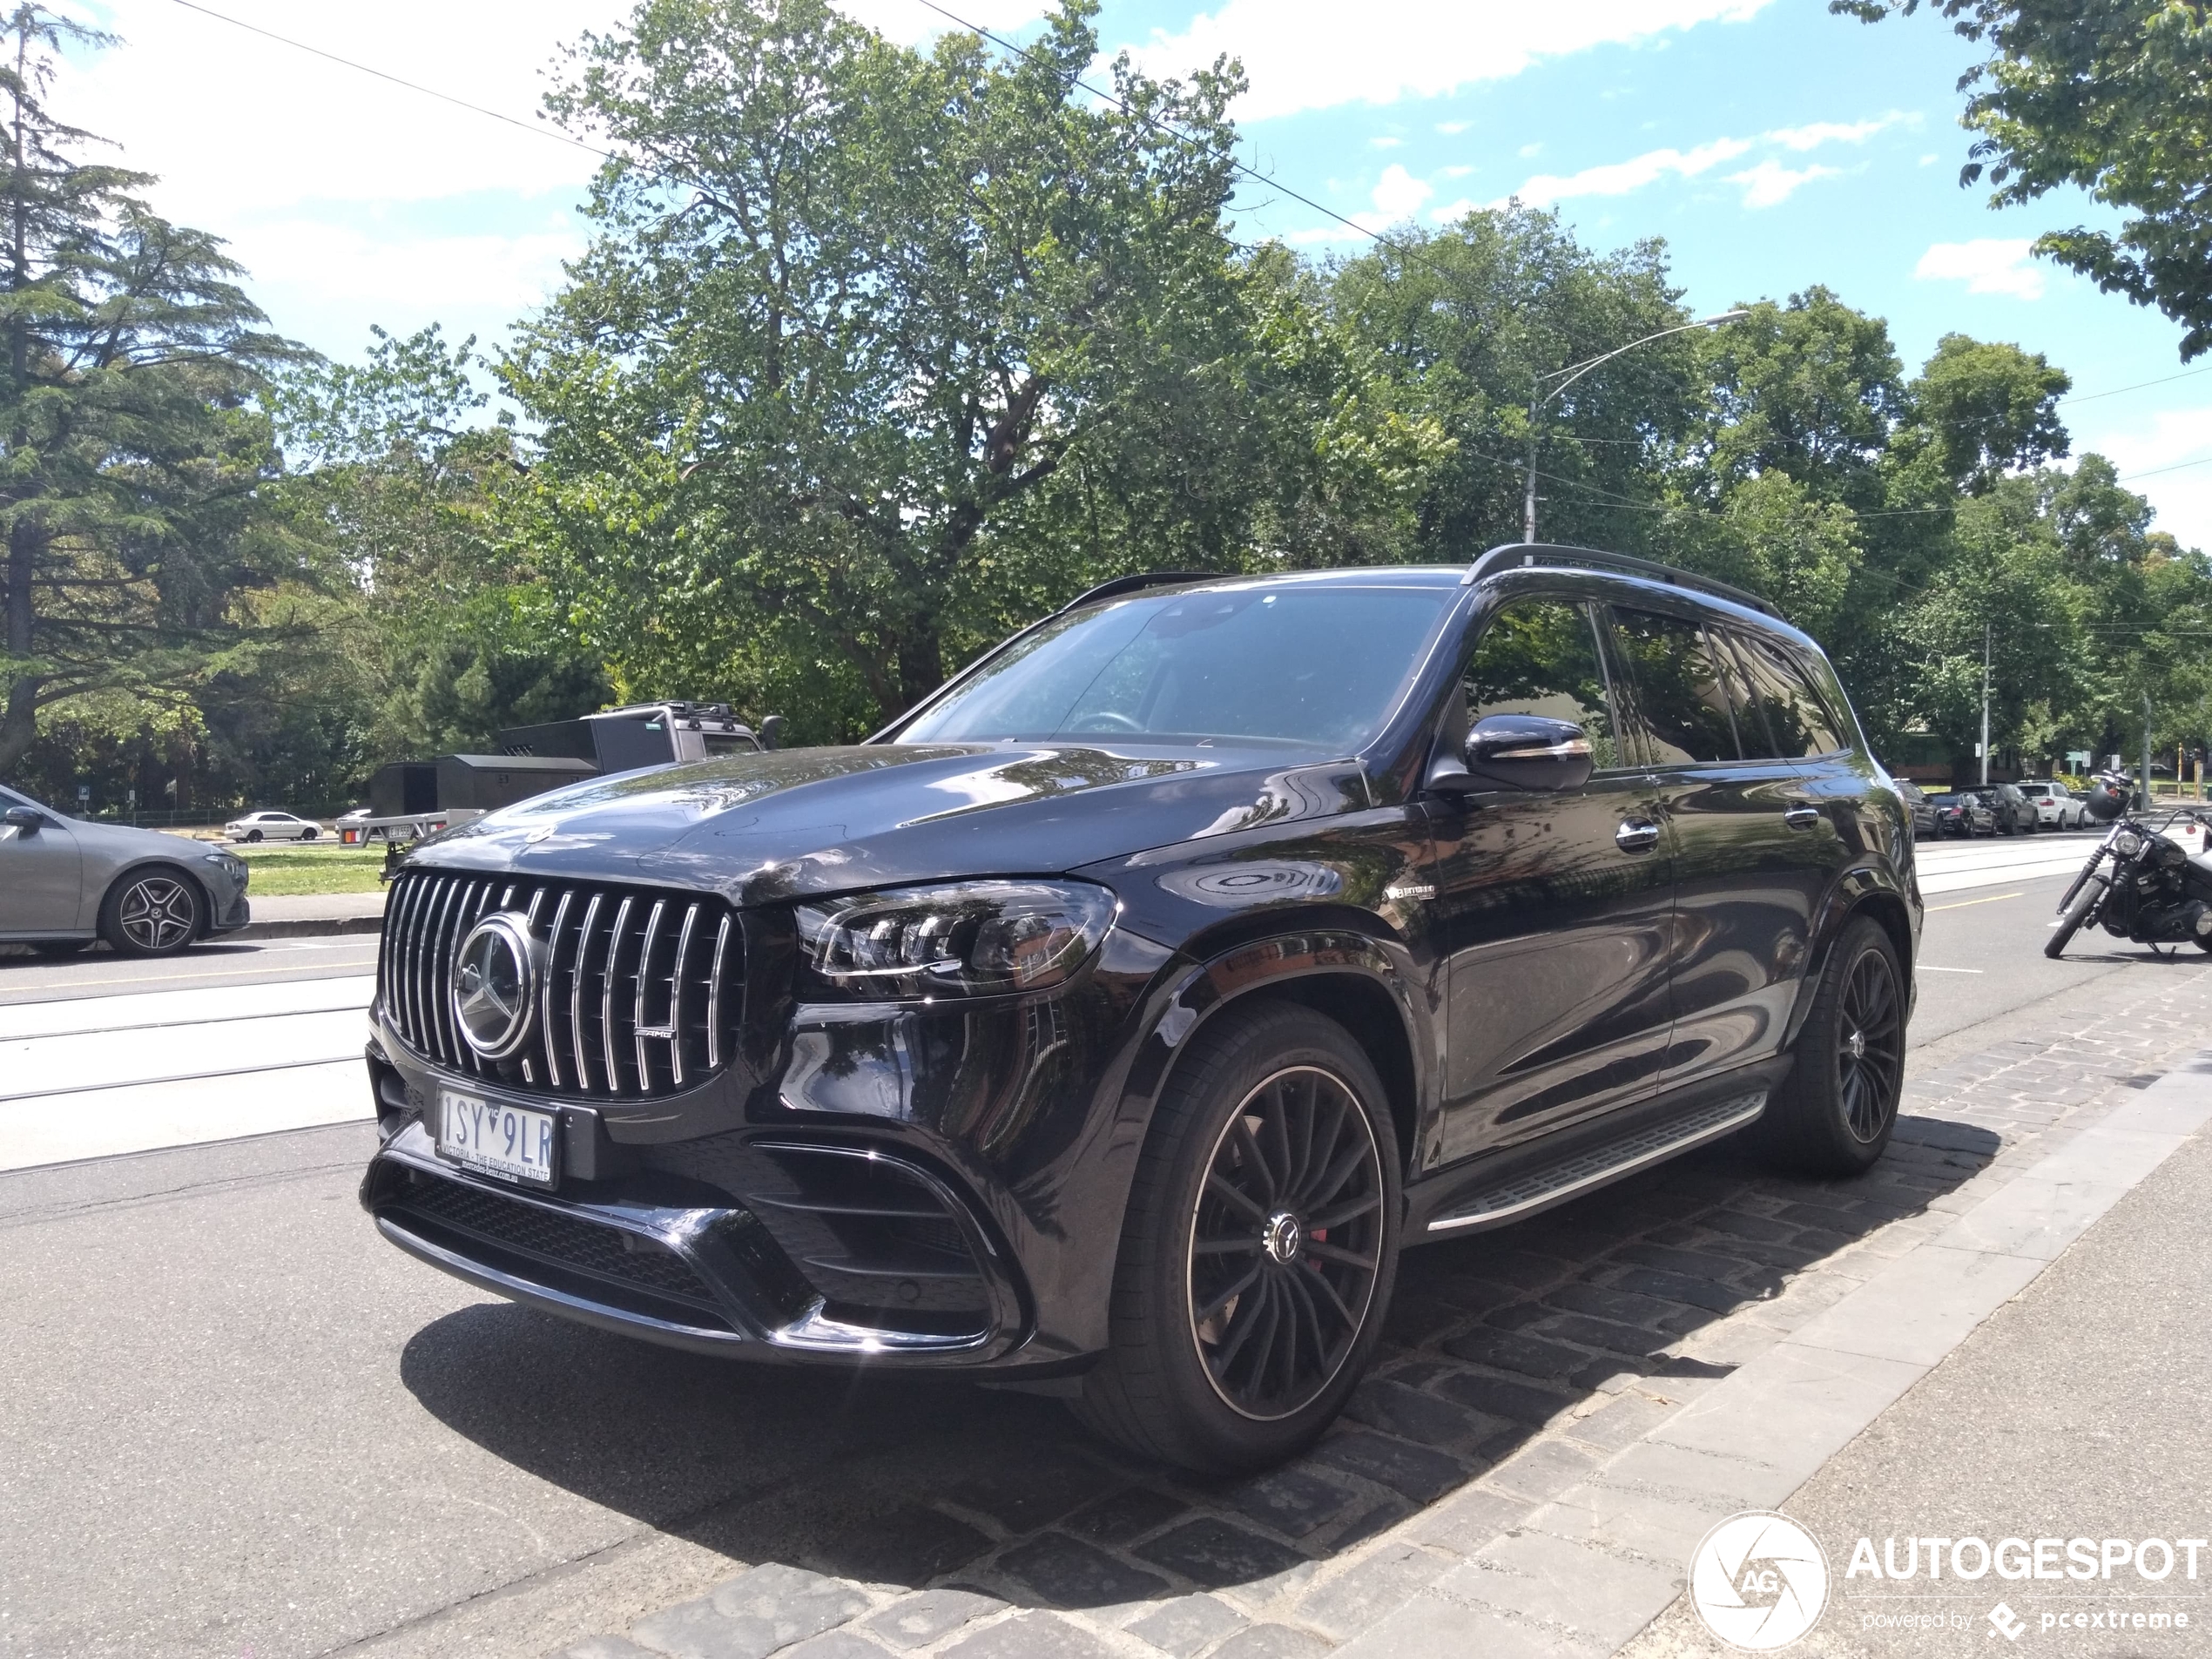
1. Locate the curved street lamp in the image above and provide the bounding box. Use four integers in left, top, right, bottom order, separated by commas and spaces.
1522, 309, 1749, 543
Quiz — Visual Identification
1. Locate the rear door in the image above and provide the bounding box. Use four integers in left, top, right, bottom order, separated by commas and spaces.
1428, 589, 1678, 1163
1600, 605, 1840, 1087
0, 787, 84, 933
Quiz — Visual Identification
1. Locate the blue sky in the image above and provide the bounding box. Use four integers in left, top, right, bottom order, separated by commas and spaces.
59, 0, 2212, 545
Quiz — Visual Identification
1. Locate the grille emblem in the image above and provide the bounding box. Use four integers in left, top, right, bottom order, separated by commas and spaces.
452, 912, 541, 1060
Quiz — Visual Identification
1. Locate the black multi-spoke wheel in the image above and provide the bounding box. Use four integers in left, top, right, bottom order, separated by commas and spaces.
1075, 1001, 1400, 1472
1760, 916, 1905, 1175
1836, 950, 1902, 1143
1187, 1066, 1384, 1421
99, 868, 202, 958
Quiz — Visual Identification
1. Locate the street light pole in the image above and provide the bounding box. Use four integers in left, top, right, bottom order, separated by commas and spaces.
1523, 309, 1747, 544
1979, 621, 1991, 787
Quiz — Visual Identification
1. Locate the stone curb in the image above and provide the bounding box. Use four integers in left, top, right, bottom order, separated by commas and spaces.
230, 914, 385, 941
1327, 1062, 2212, 1658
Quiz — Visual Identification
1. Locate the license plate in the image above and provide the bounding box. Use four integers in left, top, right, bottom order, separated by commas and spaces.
437, 1089, 558, 1187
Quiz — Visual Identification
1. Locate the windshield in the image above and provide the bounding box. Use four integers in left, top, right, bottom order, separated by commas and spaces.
898, 585, 1453, 750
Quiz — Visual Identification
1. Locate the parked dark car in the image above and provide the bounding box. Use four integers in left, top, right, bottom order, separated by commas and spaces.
1974, 783, 2040, 836
1892, 779, 1938, 838
1, 783, 251, 955
360, 545, 1919, 1473
1928, 792, 1995, 837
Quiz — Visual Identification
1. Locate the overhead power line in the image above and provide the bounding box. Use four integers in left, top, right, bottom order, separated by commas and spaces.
2060, 365, 2212, 407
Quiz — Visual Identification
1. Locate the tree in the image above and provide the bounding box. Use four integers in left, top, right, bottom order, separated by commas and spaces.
1330, 206, 1696, 559
505, 0, 1254, 729
272, 323, 608, 765
1836, 1, 2212, 359
0, 3, 300, 775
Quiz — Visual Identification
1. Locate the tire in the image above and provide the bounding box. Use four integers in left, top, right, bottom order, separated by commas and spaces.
246, 829, 263, 843
301, 827, 317, 841
1071, 1001, 1401, 1473
2045, 875, 2104, 960
99, 867, 203, 957
1760, 917, 1905, 1176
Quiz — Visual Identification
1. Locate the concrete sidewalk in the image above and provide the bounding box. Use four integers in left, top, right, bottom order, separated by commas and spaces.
235, 889, 386, 939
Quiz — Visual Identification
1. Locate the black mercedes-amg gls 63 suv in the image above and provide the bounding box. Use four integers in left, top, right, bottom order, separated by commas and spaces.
361, 543, 1919, 1472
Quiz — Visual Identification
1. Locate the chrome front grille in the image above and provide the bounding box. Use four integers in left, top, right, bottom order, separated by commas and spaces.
378, 871, 741, 1097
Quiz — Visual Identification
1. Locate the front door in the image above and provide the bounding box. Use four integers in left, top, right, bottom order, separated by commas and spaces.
1429, 591, 1678, 1165
1599, 606, 1840, 1085
0, 792, 84, 933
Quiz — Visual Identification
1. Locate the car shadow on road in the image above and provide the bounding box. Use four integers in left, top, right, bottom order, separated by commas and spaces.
399, 1113, 2003, 1624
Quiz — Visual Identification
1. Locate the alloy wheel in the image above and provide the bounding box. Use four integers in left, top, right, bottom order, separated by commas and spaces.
118, 877, 196, 952
1186, 1066, 1384, 1421
1837, 949, 1903, 1143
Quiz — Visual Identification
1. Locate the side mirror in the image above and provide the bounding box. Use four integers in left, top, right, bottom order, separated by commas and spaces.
1428, 714, 1595, 795
759, 714, 786, 752
3, 806, 44, 833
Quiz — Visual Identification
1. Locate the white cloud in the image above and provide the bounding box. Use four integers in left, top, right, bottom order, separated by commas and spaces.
1288, 163, 1433, 242
1915, 239, 2047, 300
1371, 164, 1433, 219
1437, 120, 1472, 136
1440, 165, 1476, 179
60, 1, 615, 223
1370, 136, 1404, 149
1505, 136, 1752, 207
1480, 111, 1914, 214
2083, 407, 2212, 550
1517, 142, 1543, 158
232, 222, 583, 311
1727, 158, 1842, 208
1120, 0, 1774, 124
1765, 111, 1914, 151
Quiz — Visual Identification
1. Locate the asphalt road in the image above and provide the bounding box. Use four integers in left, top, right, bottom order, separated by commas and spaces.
3, 826, 2194, 1659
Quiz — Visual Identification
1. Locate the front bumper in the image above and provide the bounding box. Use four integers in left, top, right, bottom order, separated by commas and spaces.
360, 1039, 1042, 1368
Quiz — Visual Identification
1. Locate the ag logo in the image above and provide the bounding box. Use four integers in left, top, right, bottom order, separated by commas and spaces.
1689, 1510, 1830, 1650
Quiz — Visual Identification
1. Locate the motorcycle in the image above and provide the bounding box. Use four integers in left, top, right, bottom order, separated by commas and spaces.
2045, 772, 2212, 959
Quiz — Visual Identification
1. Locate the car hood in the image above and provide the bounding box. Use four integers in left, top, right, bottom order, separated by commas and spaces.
408, 742, 1372, 901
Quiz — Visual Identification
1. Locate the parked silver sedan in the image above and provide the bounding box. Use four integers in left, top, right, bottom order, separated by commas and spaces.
1, 784, 251, 955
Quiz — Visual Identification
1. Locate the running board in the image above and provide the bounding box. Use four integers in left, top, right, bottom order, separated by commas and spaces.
1426, 1090, 1769, 1235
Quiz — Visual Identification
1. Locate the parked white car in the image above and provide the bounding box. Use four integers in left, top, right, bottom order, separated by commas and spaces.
223, 810, 323, 843
2018, 780, 2087, 829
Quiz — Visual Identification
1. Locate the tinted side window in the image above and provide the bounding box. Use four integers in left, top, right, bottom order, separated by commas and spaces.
1461, 596, 1623, 769
1606, 608, 1739, 765
1731, 632, 1844, 758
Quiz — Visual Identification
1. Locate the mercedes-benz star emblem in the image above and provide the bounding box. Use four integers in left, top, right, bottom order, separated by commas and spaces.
452, 912, 541, 1060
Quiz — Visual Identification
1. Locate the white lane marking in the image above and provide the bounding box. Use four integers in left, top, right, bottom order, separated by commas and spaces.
1919, 860, 2088, 895
0, 976, 374, 1042
0, 1008, 370, 1099
0, 1059, 369, 1172
1919, 966, 1985, 974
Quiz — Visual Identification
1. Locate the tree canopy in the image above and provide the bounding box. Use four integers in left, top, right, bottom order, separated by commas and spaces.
1836, 0, 2212, 359
4, 0, 2210, 812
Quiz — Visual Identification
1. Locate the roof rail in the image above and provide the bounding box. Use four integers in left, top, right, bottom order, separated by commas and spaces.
1460, 542, 1780, 618
1055, 570, 1225, 616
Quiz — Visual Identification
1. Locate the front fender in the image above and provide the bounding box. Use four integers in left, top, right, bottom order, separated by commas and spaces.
1785, 860, 1921, 1048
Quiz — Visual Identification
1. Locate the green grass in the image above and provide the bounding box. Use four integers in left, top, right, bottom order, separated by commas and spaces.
230, 841, 389, 897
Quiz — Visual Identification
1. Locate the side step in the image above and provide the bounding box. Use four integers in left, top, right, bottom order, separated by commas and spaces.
1426, 1091, 1768, 1236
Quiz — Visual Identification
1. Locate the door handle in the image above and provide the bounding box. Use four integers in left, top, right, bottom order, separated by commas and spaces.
1615, 819, 1662, 853
1783, 806, 1821, 830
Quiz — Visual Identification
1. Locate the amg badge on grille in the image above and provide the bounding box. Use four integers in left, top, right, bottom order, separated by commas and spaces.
452, 912, 542, 1060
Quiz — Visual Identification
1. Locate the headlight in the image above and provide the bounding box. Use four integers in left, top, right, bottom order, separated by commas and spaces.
202, 852, 246, 879
795, 880, 1117, 1001
2114, 830, 2143, 858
